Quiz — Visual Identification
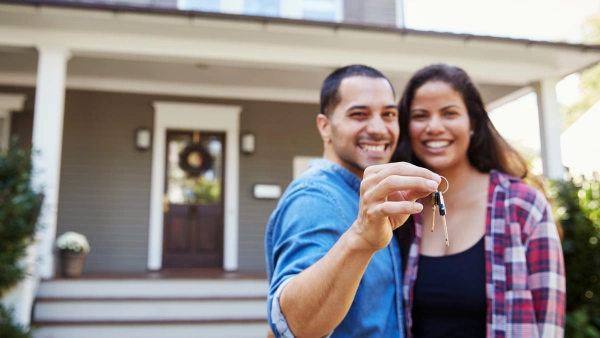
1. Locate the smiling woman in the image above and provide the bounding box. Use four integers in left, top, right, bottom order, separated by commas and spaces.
393, 64, 566, 338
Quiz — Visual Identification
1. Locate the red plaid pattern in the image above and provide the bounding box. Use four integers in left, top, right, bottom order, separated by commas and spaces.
403, 170, 566, 337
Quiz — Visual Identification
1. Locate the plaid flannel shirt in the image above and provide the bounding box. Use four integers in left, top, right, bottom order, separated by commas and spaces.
402, 170, 566, 337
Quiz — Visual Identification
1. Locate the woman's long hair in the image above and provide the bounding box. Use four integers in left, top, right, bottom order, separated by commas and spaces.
393, 65, 560, 269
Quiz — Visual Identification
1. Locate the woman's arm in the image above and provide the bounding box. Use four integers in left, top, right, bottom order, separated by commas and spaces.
526, 198, 566, 337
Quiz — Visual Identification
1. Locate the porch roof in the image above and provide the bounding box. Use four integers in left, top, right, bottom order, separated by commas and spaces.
6, 0, 600, 55
0, 1, 599, 107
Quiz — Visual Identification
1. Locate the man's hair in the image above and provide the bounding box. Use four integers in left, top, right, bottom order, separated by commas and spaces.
319, 65, 395, 116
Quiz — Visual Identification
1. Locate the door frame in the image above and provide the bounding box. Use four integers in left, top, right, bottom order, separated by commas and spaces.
148, 101, 242, 271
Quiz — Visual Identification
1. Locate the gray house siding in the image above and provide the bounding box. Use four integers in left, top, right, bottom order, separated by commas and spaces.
58, 90, 154, 272
344, 0, 397, 27
5, 86, 321, 273
238, 101, 323, 271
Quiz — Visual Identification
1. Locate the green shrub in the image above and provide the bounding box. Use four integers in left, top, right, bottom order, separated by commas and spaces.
0, 306, 32, 338
551, 173, 600, 337
0, 146, 41, 338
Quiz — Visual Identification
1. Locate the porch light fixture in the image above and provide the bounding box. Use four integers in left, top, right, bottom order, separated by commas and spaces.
135, 128, 151, 151
241, 132, 255, 154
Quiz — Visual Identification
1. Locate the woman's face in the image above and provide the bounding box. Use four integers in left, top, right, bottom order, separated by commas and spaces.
408, 81, 472, 172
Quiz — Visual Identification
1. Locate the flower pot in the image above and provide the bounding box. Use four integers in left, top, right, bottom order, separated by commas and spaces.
60, 251, 86, 277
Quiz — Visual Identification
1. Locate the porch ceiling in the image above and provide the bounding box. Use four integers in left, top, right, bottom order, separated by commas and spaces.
0, 49, 521, 106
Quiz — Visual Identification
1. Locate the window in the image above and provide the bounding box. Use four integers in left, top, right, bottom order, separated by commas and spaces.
177, 0, 343, 22
177, 0, 220, 12
244, 0, 279, 17
281, 0, 343, 22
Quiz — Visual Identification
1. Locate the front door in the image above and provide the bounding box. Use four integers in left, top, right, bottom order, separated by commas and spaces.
162, 130, 225, 269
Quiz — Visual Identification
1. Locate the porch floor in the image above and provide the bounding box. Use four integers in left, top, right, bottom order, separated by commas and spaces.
48, 268, 267, 280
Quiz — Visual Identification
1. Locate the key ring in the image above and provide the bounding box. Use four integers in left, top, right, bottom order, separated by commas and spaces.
439, 176, 449, 194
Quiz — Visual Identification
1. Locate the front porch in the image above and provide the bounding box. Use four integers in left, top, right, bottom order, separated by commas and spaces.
1, 0, 600, 333
33, 270, 269, 338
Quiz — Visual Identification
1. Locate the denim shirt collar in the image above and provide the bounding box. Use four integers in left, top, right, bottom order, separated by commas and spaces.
309, 158, 361, 192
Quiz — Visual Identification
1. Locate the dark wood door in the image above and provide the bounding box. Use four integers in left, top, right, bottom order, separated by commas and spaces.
162, 130, 225, 269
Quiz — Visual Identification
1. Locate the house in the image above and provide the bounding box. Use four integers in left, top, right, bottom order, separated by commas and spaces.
1, 0, 599, 337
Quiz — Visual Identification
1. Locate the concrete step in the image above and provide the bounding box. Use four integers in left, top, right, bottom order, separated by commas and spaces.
34, 298, 267, 322
37, 278, 269, 299
33, 278, 271, 337
32, 320, 269, 338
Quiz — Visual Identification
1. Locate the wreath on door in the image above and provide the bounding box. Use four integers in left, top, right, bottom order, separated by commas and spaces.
178, 143, 214, 177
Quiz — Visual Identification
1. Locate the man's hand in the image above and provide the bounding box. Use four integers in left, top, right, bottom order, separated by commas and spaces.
349, 162, 441, 252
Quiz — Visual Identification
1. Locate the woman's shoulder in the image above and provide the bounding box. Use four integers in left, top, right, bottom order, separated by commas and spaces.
491, 170, 541, 195
490, 170, 549, 210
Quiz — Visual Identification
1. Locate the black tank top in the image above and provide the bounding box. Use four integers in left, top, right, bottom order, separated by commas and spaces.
412, 236, 487, 337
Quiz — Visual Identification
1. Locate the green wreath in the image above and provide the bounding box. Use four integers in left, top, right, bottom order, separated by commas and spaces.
178, 143, 214, 177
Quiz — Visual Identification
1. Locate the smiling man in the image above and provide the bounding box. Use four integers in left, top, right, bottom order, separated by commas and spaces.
265, 65, 441, 337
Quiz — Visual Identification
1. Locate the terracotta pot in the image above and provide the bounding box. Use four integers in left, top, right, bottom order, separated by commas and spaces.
60, 251, 86, 277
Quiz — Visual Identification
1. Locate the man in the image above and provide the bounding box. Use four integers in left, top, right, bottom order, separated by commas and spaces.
265, 65, 441, 337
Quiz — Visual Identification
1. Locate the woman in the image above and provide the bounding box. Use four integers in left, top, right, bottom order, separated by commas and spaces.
393, 64, 565, 337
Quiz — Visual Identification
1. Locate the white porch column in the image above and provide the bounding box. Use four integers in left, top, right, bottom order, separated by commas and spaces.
534, 78, 565, 180
0, 93, 26, 151
32, 45, 71, 279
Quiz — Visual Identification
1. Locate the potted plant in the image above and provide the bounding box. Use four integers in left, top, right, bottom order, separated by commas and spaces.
55, 232, 90, 277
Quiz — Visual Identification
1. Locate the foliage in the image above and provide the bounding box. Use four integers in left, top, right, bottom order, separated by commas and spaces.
563, 15, 600, 130
562, 63, 600, 130
0, 147, 40, 295
190, 177, 221, 204
0, 306, 32, 338
0, 146, 40, 338
550, 173, 600, 337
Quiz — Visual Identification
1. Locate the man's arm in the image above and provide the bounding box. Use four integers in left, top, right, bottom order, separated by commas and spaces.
278, 162, 440, 338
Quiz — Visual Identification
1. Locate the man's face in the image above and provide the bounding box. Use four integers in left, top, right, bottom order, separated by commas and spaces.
318, 76, 399, 177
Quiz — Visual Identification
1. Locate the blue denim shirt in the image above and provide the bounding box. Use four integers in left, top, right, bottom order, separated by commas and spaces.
265, 159, 405, 337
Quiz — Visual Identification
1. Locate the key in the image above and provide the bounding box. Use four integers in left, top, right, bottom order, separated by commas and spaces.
437, 192, 449, 247
431, 191, 437, 232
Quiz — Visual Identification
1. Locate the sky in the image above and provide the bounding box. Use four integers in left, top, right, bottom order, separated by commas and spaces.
404, 0, 600, 174
404, 0, 600, 43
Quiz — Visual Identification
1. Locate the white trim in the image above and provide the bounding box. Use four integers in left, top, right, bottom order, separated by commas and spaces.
486, 86, 533, 111
149, 102, 242, 271
0, 72, 318, 104
0, 93, 27, 111
0, 93, 26, 151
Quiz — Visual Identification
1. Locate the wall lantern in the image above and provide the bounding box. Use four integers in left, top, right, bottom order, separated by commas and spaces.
135, 128, 151, 151
241, 132, 255, 154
